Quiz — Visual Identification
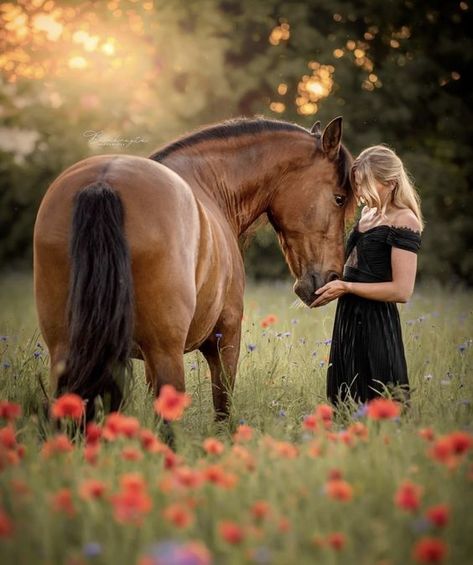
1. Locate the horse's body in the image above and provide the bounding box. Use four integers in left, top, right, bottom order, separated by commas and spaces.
34, 117, 354, 418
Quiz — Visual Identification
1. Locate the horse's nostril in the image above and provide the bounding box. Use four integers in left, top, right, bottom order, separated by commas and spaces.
327, 271, 340, 282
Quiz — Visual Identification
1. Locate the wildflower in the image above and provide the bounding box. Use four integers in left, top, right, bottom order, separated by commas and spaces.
203, 437, 225, 455
418, 428, 435, 442
203, 465, 238, 489
51, 394, 84, 421
42, 434, 73, 458
353, 403, 368, 419
425, 505, 450, 528
0, 401, 21, 421
367, 398, 401, 420
447, 431, 472, 454
260, 314, 278, 328
0, 425, 16, 449
233, 424, 253, 443
83, 543, 102, 558
250, 500, 271, 521
325, 479, 353, 502
140, 429, 167, 454
173, 466, 203, 489
273, 441, 298, 459
394, 480, 423, 512
85, 423, 102, 445
51, 488, 75, 517
139, 541, 211, 565
302, 414, 318, 432
0, 509, 13, 538
231, 445, 256, 471
412, 537, 447, 563
121, 446, 143, 461
347, 421, 369, 440
79, 479, 107, 500
247, 343, 257, 352
154, 385, 191, 421
84, 443, 100, 465
327, 532, 346, 550
219, 521, 244, 544
103, 413, 140, 441
111, 477, 152, 525
315, 404, 333, 428
163, 502, 194, 529
278, 517, 291, 533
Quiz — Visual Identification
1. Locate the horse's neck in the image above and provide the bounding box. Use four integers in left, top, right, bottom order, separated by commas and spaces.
161, 133, 312, 236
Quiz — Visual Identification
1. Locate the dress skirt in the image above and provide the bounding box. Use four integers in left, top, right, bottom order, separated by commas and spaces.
326, 291, 410, 404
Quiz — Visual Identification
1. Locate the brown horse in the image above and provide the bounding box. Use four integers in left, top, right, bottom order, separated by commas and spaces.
33, 116, 354, 420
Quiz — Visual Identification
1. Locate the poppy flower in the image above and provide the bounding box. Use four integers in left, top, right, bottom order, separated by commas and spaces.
0, 509, 13, 538
250, 500, 271, 521
425, 505, 450, 528
233, 424, 254, 443
51, 394, 84, 421
203, 437, 225, 455
84, 443, 100, 465
412, 537, 447, 563
302, 414, 318, 431
111, 490, 152, 524
154, 385, 191, 421
121, 446, 143, 462
327, 532, 346, 550
51, 488, 75, 517
103, 413, 140, 441
394, 480, 423, 512
42, 434, 73, 458
326, 479, 353, 502
204, 465, 238, 489
0, 401, 21, 421
172, 466, 203, 490
85, 423, 102, 445
418, 428, 435, 442
447, 431, 472, 455
219, 521, 244, 544
79, 479, 107, 500
260, 314, 278, 328
0, 425, 16, 449
163, 503, 194, 528
347, 421, 369, 440
315, 404, 333, 427
367, 398, 401, 420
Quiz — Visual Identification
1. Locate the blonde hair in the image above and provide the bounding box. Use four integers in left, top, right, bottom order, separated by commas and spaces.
351, 145, 424, 230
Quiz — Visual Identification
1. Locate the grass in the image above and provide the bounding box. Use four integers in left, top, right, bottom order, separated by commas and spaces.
0, 270, 472, 565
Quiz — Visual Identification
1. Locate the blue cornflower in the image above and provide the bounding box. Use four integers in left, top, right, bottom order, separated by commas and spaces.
33, 350, 42, 359
83, 542, 102, 557
247, 343, 257, 352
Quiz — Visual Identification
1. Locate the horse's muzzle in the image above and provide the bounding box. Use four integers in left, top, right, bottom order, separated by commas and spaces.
294, 270, 340, 306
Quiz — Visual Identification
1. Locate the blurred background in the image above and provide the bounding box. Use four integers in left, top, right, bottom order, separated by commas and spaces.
0, 0, 471, 285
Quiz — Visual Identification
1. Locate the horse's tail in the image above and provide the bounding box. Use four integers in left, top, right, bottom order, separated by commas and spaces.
58, 181, 134, 419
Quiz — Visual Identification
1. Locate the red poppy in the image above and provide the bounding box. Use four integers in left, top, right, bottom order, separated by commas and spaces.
302, 414, 318, 431
51, 393, 84, 421
447, 431, 472, 454
250, 500, 271, 520
326, 479, 353, 502
367, 398, 401, 420
0, 425, 16, 449
327, 532, 346, 550
103, 413, 140, 441
79, 479, 107, 500
233, 424, 253, 443
412, 537, 447, 563
163, 503, 194, 528
203, 437, 225, 455
84, 443, 100, 465
85, 423, 102, 445
154, 385, 191, 421
425, 504, 450, 528
394, 480, 422, 512
418, 428, 435, 442
51, 488, 75, 517
42, 434, 73, 458
260, 314, 278, 328
0, 509, 13, 538
121, 446, 143, 462
0, 401, 21, 421
315, 404, 333, 427
111, 490, 152, 524
219, 521, 244, 544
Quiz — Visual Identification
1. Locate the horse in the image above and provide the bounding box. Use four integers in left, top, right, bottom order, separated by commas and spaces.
33, 116, 355, 420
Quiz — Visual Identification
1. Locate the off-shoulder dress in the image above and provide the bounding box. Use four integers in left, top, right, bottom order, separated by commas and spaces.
326, 221, 422, 404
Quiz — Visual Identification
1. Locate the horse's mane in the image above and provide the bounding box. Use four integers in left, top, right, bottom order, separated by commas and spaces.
149, 117, 308, 162
149, 116, 355, 245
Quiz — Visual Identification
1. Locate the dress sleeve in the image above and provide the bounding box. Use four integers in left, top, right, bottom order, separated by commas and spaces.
386, 226, 422, 253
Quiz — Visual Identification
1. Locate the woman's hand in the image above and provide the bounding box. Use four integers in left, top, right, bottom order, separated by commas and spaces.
310, 280, 350, 308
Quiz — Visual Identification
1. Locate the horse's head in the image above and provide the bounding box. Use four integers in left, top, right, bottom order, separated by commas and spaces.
267, 117, 355, 306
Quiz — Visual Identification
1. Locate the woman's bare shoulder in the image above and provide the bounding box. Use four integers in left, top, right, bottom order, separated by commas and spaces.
391, 208, 421, 232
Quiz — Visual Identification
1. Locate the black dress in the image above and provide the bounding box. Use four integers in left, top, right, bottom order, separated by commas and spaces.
326, 221, 422, 404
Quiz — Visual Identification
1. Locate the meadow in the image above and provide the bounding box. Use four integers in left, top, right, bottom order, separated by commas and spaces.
0, 271, 472, 565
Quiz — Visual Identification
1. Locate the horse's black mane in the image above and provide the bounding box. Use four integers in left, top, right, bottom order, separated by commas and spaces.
149, 116, 352, 194
149, 117, 308, 162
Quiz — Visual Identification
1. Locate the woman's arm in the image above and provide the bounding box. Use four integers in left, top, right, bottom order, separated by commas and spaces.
310, 249, 418, 307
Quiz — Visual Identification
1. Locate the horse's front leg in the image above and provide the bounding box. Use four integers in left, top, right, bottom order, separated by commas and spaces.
200, 307, 243, 420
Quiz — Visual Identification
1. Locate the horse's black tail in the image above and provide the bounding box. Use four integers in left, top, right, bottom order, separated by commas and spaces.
58, 181, 134, 420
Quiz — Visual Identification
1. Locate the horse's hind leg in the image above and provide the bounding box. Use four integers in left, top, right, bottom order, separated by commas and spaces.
200, 307, 242, 420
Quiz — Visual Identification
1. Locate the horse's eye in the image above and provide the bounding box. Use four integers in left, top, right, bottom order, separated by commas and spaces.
335, 195, 346, 207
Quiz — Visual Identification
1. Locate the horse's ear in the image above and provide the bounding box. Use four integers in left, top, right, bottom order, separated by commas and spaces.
310, 121, 322, 138
322, 116, 343, 160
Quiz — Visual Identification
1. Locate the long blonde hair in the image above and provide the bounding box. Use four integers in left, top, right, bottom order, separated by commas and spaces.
351, 145, 424, 230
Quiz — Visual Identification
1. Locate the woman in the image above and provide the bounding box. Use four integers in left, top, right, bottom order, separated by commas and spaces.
310, 145, 423, 405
